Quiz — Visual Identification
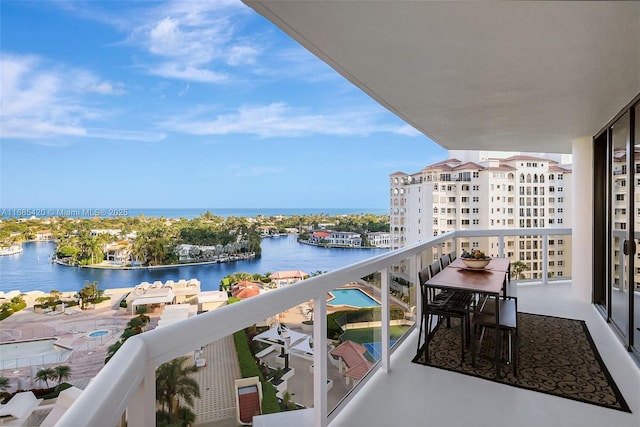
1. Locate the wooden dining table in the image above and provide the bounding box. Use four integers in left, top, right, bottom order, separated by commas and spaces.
423, 257, 511, 378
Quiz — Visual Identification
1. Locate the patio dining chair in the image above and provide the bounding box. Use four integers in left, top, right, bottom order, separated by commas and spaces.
417, 262, 472, 362
471, 295, 519, 376
439, 254, 451, 269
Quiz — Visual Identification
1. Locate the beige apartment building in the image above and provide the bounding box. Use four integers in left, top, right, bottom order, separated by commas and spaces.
390, 151, 573, 280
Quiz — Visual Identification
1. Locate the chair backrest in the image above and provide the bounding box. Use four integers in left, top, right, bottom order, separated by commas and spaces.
418, 266, 430, 302
448, 250, 457, 261
428, 260, 441, 278
439, 254, 450, 269
418, 267, 430, 286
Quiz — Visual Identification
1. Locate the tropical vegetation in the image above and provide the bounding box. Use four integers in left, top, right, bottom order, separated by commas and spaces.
511, 260, 530, 279
0, 212, 389, 267
0, 294, 26, 320
155, 356, 200, 427
34, 365, 72, 389
233, 330, 280, 415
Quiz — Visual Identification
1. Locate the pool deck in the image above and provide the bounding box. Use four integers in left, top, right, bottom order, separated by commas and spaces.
0, 290, 140, 390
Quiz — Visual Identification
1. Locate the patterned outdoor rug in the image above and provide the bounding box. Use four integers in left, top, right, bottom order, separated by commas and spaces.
412, 313, 631, 412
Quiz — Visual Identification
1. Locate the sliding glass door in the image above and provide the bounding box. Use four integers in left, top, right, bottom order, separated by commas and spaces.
594, 96, 639, 357
609, 112, 632, 347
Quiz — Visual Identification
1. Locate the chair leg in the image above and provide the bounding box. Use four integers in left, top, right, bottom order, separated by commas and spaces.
417, 311, 424, 354
512, 331, 518, 376
460, 316, 465, 362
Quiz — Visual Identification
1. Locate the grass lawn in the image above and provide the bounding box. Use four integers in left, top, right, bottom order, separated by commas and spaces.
340, 325, 410, 344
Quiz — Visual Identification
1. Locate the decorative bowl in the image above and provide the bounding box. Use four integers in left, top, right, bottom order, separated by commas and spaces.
461, 258, 491, 269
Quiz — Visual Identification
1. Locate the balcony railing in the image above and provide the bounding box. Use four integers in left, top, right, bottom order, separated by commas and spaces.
57, 228, 572, 427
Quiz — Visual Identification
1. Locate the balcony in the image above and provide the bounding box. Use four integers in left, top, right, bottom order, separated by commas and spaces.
57, 228, 640, 427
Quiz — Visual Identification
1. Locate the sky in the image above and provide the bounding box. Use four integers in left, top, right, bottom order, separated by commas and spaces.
0, 0, 446, 210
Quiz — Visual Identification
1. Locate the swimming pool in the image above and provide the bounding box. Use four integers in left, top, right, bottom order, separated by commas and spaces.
363, 340, 398, 361
87, 330, 110, 338
327, 288, 380, 308
0, 338, 73, 370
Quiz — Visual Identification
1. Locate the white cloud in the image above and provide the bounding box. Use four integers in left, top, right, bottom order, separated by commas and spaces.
150, 62, 229, 83
396, 124, 422, 137
126, 1, 261, 83
0, 53, 160, 142
160, 102, 423, 138
225, 44, 259, 66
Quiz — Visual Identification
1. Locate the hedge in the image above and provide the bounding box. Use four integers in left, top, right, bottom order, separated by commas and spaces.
327, 306, 405, 339
233, 330, 280, 415
0, 301, 27, 321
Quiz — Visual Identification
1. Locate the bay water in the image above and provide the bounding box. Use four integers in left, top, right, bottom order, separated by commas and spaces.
0, 236, 389, 294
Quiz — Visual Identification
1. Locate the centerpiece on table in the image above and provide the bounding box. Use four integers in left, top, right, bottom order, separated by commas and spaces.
460, 249, 491, 269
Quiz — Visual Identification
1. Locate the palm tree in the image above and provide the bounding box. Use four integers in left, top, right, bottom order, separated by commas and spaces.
35, 367, 56, 388
53, 365, 71, 387
511, 260, 530, 279
156, 357, 200, 423
104, 341, 123, 364
0, 376, 10, 392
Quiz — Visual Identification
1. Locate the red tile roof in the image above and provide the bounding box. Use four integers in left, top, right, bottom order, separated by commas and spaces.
270, 270, 309, 279
330, 341, 373, 381
238, 388, 261, 423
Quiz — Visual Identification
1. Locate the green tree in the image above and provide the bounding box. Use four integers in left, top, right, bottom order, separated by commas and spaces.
0, 376, 9, 392
104, 341, 123, 364
35, 367, 56, 388
10, 294, 25, 307
105, 311, 151, 364
511, 260, 530, 279
53, 365, 71, 387
156, 357, 200, 424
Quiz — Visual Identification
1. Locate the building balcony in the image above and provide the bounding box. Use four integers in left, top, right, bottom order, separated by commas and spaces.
57, 228, 639, 427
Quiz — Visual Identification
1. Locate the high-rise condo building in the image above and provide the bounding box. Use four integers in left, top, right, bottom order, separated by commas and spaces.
390, 151, 572, 280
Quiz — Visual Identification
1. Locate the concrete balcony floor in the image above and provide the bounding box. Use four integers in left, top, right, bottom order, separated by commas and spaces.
330, 283, 640, 427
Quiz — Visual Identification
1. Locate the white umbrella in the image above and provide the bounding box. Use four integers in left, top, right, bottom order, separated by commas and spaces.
290, 336, 314, 356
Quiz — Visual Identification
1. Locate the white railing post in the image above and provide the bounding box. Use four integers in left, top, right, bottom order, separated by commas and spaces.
542, 234, 549, 284
381, 267, 390, 372
412, 254, 421, 334
313, 293, 328, 427
127, 361, 155, 426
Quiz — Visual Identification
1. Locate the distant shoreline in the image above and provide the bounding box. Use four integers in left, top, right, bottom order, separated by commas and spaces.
54, 253, 257, 270
297, 239, 386, 250
0, 207, 389, 220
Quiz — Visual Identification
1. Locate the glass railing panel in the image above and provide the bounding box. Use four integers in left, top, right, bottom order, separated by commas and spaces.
248, 301, 315, 421
326, 273, 383, 414
137, 300, 319, 426
546, 234, 572, 281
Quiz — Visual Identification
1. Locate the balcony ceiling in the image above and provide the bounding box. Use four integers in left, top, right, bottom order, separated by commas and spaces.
244, 1, 640, 154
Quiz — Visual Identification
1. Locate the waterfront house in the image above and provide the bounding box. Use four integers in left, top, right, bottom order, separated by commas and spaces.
270, 270, 309, 288
365, 232, 390, 249
90, 229, 121, 237
59, 3, 640, 427
35, 230, 54, 241
328, 231, 362, 248
104, 241, 131, 264
307, 231, 330, 246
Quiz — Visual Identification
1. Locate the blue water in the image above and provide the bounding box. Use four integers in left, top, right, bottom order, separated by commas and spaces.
88, 330, 109, 338
0, 237, 388, 294
327, 289, 380, 308
363, 341, 398, 361
1, 207, 388, 219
